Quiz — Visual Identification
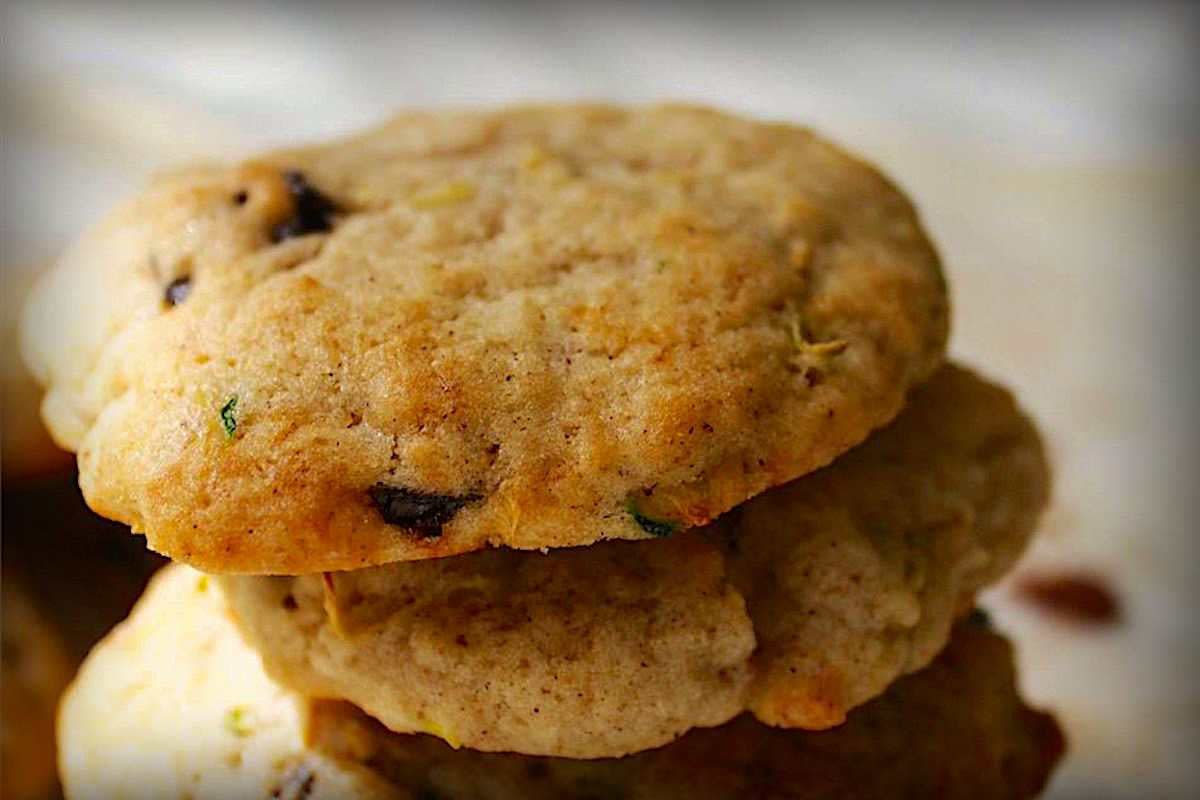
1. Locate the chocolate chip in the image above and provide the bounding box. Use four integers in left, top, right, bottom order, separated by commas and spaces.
164, 276, 192, 306
270, 170, 337, 242
368, 485, 480, 536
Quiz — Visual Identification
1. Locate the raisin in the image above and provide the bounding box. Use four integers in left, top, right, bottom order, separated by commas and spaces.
270, 170, 337, 242
368, 485, 480, 536
164, 276, 192, 306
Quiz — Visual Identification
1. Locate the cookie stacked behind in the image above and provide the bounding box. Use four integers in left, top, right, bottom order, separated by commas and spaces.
62, 565, 1064, 800
23, 105, 1060, 795
2, 582, 71, 800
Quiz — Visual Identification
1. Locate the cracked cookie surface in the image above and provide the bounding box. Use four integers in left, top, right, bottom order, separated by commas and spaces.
221, 365, 1048, 757
21, 104, 948, 573
59, 563, 1063, 799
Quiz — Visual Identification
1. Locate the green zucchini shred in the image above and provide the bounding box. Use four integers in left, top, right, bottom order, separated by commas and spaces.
626, 500, 677, 538
219, 396, 239, 439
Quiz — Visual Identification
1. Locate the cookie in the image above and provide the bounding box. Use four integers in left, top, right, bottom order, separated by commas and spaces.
59, 564, 1063, 800
57, 565, 394, 800
2, 473, 166, 664
221, 365, 1048, 757
2, 580, 72, 800
21, 104, 948, 573
1, 263, 72, 483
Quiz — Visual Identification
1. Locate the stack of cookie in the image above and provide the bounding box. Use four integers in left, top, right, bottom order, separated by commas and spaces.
22, 105, 1063, 798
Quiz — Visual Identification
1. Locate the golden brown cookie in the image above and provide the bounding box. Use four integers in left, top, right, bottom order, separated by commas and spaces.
58, 564, 1063, 800
221, 365, 1048, 757
311, 621, 1065, 800
22, 104, 948, 573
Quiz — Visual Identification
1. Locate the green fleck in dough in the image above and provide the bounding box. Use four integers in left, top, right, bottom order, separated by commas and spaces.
222, 706, 253, 737
219, 396, 239, 439
626, 500, 677, 538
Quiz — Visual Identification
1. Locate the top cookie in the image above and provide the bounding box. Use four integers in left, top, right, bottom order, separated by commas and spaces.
21, 104, 948, 573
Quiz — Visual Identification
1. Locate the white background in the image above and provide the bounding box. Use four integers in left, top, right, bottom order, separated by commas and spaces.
2, 2, 1197, 797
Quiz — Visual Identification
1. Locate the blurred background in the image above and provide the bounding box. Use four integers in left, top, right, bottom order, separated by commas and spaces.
1, 2, 1197, 798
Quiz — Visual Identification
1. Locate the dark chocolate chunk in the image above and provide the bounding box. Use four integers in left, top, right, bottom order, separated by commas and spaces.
368, 484, 480, 536
164, 276, 192, 306
270, 170, 337, 242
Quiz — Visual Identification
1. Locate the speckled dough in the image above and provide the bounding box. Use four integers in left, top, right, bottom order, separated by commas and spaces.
21, 103, 948, 574
59, 564, 1063, 800
221, 365, 1048, 757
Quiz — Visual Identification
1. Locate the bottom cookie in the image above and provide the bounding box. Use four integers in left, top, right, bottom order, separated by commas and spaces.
58, 565, 1064, 799
2, 579, 72, 800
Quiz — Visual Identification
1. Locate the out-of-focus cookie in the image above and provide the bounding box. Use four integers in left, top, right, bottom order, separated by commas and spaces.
57, 565, 397, 800
22, 103, 948, 574
1, 472, 162, 800
59, 564, 1063, 800
221, 364, 1048, 757
1, 263, 72, 482
2, 472, 165, 664
2, 579, 72, 800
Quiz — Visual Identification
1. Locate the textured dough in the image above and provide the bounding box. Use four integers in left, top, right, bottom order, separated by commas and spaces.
60, 564, 1063, 800
221, 364, 1048, 757
21, 103, 948, 573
